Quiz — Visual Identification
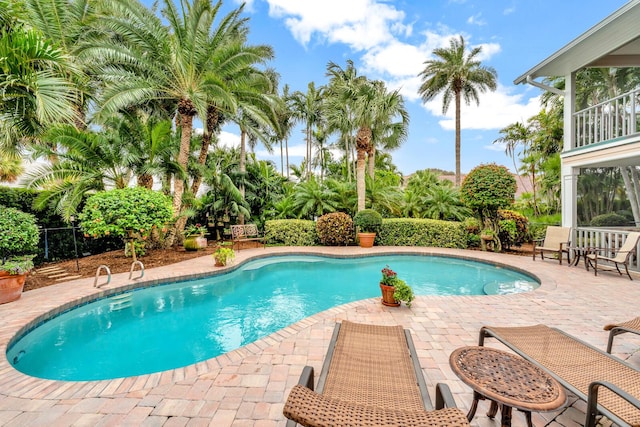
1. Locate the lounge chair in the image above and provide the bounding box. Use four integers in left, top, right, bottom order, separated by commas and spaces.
479, 324, 640, 427
532, 226, 571, 264
283, 321, 470, 426
604, 316, 640, 353
586, 232, 640, 280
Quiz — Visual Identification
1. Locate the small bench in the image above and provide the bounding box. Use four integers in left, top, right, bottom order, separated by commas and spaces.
230, 224, 265, 250
479, 324, 640, 427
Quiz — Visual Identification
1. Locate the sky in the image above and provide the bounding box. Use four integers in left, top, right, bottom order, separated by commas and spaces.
205, 0, 629, 176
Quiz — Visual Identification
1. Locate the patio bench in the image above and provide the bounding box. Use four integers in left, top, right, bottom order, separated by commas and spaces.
230, 224, 265, 250
479, 324, 640, 427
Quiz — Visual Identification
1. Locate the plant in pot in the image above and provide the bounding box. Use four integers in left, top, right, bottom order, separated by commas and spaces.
379, 265, 414, 307
213, 247, 235, 267
184, 223, 208, 251
353, 209, 382, 248
0, 206, 40, 304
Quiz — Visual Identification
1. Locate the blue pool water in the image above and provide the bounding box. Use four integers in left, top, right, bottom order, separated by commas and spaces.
7, 254, 538, 381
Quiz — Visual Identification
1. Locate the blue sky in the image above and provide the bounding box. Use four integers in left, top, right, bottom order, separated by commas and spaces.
209, 0, 629, 176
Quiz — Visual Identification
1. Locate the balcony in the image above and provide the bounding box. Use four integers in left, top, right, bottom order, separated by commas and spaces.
573, 88, 640, 149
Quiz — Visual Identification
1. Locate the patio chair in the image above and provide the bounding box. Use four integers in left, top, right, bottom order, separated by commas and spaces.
532, 226, 571, 264
586, 232, 640, 280
479, 324, 640, 427
283, 321, 470, 426
604, 316, 640, 353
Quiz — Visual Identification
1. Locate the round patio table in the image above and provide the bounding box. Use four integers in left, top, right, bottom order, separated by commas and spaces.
449, 346, 566, 427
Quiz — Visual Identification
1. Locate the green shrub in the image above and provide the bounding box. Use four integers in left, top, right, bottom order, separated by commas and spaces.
498, 209, 529, 248
590, 213, 628, 227
265, 220, 318, 246
0, 206, 40, 274
460, 164, 516, 224
78, 187, 173, 258
353, 209, 383, 233
316, 212, 354, 246
377, 218, 466, 248
463, 217, 480, 234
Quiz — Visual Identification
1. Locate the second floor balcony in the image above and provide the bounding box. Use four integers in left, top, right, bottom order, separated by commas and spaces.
573, 88, 640, 149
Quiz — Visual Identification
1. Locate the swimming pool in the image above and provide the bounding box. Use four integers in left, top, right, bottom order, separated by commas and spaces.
7, 254, 538, 381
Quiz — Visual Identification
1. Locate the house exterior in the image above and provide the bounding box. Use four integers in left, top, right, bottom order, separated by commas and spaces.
515, 0, 640, 260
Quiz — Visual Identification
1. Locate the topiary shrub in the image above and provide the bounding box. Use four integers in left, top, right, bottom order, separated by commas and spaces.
78, 187, 173, 259
264, 219, 318, 246
353, 209, 383, 233
0, 206, 40, 274
316, 212, 354, 246
590, 213, 628, 227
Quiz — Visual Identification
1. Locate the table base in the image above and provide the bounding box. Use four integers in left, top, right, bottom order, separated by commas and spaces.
468, 391, 533, 427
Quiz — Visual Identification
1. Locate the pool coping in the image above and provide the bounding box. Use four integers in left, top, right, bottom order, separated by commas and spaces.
0, 246, 555, 401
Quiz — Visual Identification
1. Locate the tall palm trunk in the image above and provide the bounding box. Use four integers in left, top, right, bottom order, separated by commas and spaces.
166, 109, 194, 246
191, 106, 219, 196
367, 146, 375, 178
238, 129, 247, 224
455, 90, 461, 187
356, 126, 371, 212
285, 137, 290, 178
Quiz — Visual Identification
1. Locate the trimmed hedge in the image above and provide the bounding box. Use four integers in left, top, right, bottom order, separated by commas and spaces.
265, 219, 318, 246
377, 218, 467, 248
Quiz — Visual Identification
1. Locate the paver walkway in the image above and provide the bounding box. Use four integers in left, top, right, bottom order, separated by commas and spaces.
1, 246, 639, 426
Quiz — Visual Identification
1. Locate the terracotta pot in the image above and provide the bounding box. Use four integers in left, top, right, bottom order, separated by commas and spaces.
0, 271, 27, 304
357, 232, 376, 248
380, 283, 400, 307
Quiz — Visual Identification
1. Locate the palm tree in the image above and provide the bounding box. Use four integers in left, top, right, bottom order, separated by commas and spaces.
289, 82, 325, 180
0, 8, 80, 153
91, 0, 272, 240
418, 35, 497, 186
21, 125, 133, 219
292, 177, 337, 219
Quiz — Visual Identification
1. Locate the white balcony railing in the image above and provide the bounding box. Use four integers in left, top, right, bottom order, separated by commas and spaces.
573, 227, 640, 271
573, 88, 640, 148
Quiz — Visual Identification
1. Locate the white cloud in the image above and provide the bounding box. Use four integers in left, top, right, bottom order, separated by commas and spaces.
256, 143, 306, 158
232, 0, 255, 12
467, 13, 486, 26
217, 131, 241, 149
265, 0, 407, 50
421, 84, 541, 131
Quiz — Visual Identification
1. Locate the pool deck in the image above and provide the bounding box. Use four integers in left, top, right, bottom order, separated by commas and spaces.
1, 246, 639, 427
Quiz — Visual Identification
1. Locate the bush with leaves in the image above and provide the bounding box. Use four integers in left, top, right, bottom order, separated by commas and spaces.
378, 218, 466, 248
590, 213, 628, 227
461, 164, 516, 251
353, 209, 383, 233
264, 220, 318, 246
78, 187, 173, 259
0, 206, 39, 274
316, 212, 354, 246
498, 209, 529, 248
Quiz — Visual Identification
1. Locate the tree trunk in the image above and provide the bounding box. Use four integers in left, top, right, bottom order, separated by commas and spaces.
367, 146, 376, 178
455, 91, 462, 187
166, 110, 194, 246
356, 127, 371, 212
191, 107, 219, 196
285, 137, 290, 178
238, 129, 246, 225
621, 166, 640, 226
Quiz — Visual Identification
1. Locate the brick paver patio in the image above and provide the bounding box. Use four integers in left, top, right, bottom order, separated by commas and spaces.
1, 246, 639, 426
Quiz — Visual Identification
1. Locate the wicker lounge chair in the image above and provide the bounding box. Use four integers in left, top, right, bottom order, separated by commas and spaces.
479, 324, 640, 427
604, 316, 640, 353
586, 232, 640, 280
532, 226, 571, 264
283, 321, 470, 426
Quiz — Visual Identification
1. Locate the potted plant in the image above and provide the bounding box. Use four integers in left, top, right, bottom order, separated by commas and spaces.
379, 265, 414, 307
213, 247, 235, 267
353, 209, 382, 248
0, 206, 40, 304
183, 223, 208, 251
